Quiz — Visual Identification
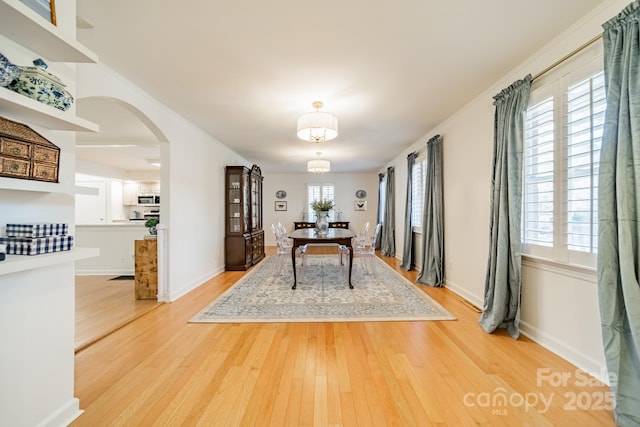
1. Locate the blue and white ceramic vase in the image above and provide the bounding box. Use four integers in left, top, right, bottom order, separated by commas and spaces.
315, 211, 329, 236
8, 58, 74, 111
0, 53, 20, 87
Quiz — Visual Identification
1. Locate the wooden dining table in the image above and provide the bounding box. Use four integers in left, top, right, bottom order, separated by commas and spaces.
288, 228, 356, 290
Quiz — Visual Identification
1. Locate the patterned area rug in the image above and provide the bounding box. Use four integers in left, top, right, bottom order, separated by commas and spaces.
190, 254, 456, 323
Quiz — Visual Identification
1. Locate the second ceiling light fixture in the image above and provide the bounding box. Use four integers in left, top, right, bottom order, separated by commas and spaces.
307, 151, 330, 174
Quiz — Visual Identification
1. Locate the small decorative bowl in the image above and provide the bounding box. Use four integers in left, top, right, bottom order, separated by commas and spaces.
0, 52, 20, 87
8, 58, 74, 111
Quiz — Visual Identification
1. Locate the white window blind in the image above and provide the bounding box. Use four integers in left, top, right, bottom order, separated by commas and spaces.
523, 97, 555, 247
565, 71, 604, 253
411, 158, 425, 229
307, 183, 335, 221
379, 176, 386, 224
522, 41, 603, 267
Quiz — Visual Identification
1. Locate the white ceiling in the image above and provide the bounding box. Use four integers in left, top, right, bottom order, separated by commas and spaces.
74, 0, 606, 173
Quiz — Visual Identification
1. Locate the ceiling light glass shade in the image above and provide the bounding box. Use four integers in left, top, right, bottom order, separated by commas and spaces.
296, 102, 338, 143
307, 159, 331, 174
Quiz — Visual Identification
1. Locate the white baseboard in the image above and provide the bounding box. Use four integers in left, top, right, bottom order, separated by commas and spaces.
441, 279, 609, 384
443, 278, 484, 309
519, 320, 609, 384
35, 398, 83, 427
166, 265, 225, 302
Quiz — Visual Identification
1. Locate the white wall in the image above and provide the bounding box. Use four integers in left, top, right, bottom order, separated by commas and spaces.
77, 63, 249, 302
263, 172, 379, 245
0, 264, 79, 427
75, 225, 148, 275
384, 0, 629, 381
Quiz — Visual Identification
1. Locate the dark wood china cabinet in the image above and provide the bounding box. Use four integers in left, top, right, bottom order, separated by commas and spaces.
225, 165, 264, 270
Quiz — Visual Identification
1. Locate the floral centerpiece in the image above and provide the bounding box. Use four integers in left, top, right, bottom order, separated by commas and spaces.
311, 199, 334, 235
311, 199, 335, 212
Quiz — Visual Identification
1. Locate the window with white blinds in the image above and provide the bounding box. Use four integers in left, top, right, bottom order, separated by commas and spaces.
523, 97, 555, 247
522, 41, 603, 267
411, 158, 426, 229
565, 72, 604, 253
307, 183, 335, 221
379, 176, 386, 224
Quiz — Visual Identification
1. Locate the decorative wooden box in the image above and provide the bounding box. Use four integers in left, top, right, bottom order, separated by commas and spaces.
0, 116, 60, 183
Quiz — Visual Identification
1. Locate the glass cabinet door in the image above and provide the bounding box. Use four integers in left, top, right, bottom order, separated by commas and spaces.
250, 174, 258, 230
255, 176, 262, 230
228, 172, 242, 234
243, 174, 250, 231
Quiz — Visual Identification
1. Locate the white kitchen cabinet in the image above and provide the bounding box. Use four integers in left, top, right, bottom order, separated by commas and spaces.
123, 182, 138, 205
138, 181, 160, 195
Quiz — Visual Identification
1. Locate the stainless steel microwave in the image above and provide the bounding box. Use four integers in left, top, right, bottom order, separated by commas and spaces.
138, 195, 160, 205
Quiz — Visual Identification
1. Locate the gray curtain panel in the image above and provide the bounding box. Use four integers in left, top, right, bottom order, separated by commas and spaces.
381, 166, 395, 256
478, 75, 531, 339
598, 2, 640, 425
401, 152, 417, 270
417, 135, 444, 286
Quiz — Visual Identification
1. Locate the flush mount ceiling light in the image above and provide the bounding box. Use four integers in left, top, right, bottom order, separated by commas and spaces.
307, 152, 330, 174
297, 101, 338, 143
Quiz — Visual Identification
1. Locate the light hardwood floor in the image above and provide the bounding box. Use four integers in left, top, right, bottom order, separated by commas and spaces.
75, 275, 162, 352
72, 248, 615, 426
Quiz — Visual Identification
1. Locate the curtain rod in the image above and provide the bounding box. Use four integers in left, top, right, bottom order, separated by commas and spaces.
532, 33, 603, 81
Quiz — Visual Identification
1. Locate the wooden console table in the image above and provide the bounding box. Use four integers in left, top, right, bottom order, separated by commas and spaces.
294, 221, 350, 230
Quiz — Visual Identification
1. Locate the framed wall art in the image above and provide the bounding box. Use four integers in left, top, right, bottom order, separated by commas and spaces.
19, 0, 56, 25
354, 200, 367, 211
275, 201, 287, 211
355, 189, 367, 199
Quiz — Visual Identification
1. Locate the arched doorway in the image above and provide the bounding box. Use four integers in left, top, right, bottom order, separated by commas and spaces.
73, 96, 169, 351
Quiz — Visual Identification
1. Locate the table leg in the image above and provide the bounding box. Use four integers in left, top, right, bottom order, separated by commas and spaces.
348, 245, 354, 289
291, 245, 297, 290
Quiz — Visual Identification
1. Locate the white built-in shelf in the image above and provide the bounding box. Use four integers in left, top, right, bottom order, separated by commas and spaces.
0, 176, 67, 193
0, 247, 99, 276
0, 0, 99, 133
0, 180, 102, 195
0, 2, 102, 279
0, 0, 98, 63
0, 87, 99, 132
